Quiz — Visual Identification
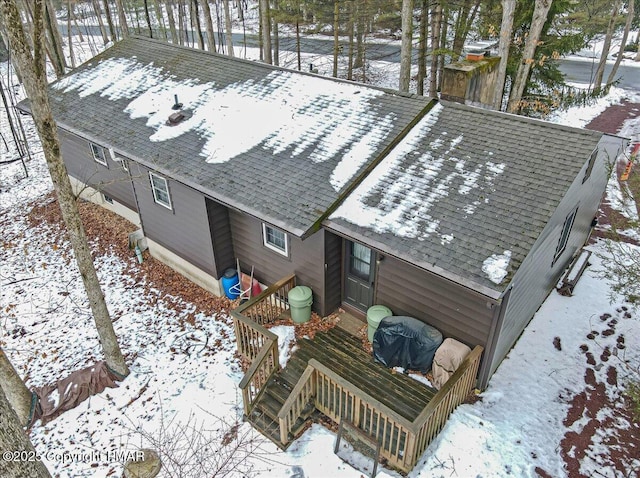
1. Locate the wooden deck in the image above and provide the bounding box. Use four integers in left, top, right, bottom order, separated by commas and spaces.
232, 274, 483, 473
248, 326, 438, 445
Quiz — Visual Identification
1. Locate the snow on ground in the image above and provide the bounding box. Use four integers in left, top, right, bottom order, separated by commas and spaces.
2, 23, 640, 478
548, 86, 640, 129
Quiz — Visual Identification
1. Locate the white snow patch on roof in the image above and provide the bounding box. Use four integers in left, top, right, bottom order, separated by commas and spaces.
440, 234, 454, 245
458, 165, 482, 194
331, 105, 506, 240
482, 250, 512, 284
53, 57, 395, 190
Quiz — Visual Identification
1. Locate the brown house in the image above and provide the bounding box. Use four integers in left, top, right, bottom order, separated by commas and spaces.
21, 36, 626, 470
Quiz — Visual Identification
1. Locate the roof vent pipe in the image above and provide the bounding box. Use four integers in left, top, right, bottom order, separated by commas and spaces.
172, 94, 183, 110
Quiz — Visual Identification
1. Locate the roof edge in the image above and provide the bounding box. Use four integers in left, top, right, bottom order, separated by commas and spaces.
302, 98, 440, 239
323, 219, 504, 301
439, 99, 606, 138
52, 123, 307, 237
100, 36, 429, 101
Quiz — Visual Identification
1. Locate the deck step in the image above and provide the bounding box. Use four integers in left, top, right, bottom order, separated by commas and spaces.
246, 324, 438, 451
247, 407, 284, 449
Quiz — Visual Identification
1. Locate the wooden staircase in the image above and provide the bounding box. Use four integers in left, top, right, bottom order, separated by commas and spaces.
247, 326, 437, 449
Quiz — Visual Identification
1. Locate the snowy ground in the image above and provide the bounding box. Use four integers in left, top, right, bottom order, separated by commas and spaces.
2, 16, 640, 478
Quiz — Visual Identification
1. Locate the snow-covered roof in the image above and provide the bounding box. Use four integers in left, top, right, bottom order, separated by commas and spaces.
326, 101, 605, 295
36, 37, 610, 295
43, 37, 431, 237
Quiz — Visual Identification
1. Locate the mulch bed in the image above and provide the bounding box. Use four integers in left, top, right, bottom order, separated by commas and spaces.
27, 193, 235, 329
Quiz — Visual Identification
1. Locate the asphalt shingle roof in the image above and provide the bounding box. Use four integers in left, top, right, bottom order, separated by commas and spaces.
40, 37, 610, 297
328, 101, 605, 296
44, 36, 432, 236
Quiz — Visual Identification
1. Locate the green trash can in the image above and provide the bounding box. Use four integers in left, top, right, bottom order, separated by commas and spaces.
288, 286, 313, 324
367, 305, 393, 342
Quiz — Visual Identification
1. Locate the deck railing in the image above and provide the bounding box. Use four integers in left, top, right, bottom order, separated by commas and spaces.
279, 347, 484, 472
232, 274, 484, 472
403, 345, 483, 470
237, 329, 279, 416
277, 363, 316, 444
233, 275, 296, 415
311, 359, 415, 469
234, 274, 296, 326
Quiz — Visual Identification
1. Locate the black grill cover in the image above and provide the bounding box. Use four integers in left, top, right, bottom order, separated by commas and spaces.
372, 316, 443, 373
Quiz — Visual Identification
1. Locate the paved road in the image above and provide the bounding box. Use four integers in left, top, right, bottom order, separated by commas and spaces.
557, 58, 639, 92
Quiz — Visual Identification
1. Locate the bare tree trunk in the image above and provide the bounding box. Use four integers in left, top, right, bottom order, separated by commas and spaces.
44, 0, 65, 77
347, 0, 354, 79
492, 0, 515, 110
272, 0, 279, 65
295, 17, 300, 69
333, 0, 339, 76
92, 0, 109, 44
0, 348, 33, 426
451, 0, 480, 57
437, 3, 448, 91
507, 0, 553, 113
416, 0, 427, 95
70, 3, 83, 42
177, 0, 187, 45
636, 41, 640, 62
259, 0, 272, 64
429, 2, 441, 98
102, 0, 117, 40
605, 0, 630, 86
115, 0, 129, 38
236, 0, 243, 21
191, 0, 204, 51
66, 0, 75, 68
143, 0, 154, 38
200, 0, 216, 52
152, 0, 167, 39
0, 386, 51, 477
398, 0, 413, 92
1, 0, 130, 379
165, 0, 178, 43
20, 0, 62, 75
223, 0, 233, 56
353, 0, 364, 68
131, 0, 142, 33
593, 0, 620, 90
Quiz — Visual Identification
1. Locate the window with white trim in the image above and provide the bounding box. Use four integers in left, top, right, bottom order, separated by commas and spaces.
90, 143, 107, 166
262, 223, 288, 256
149, 172, 172, 210
553, 207, 578, 265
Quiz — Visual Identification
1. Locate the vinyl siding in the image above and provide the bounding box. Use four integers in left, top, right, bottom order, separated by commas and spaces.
131, 163, 216, 276
324, 231, 343, 315
58, 128, 136, 210
229, 210, 328, 315
206, 198, 235, 278
483, 136, 618, 384
375, 255, 495, 349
